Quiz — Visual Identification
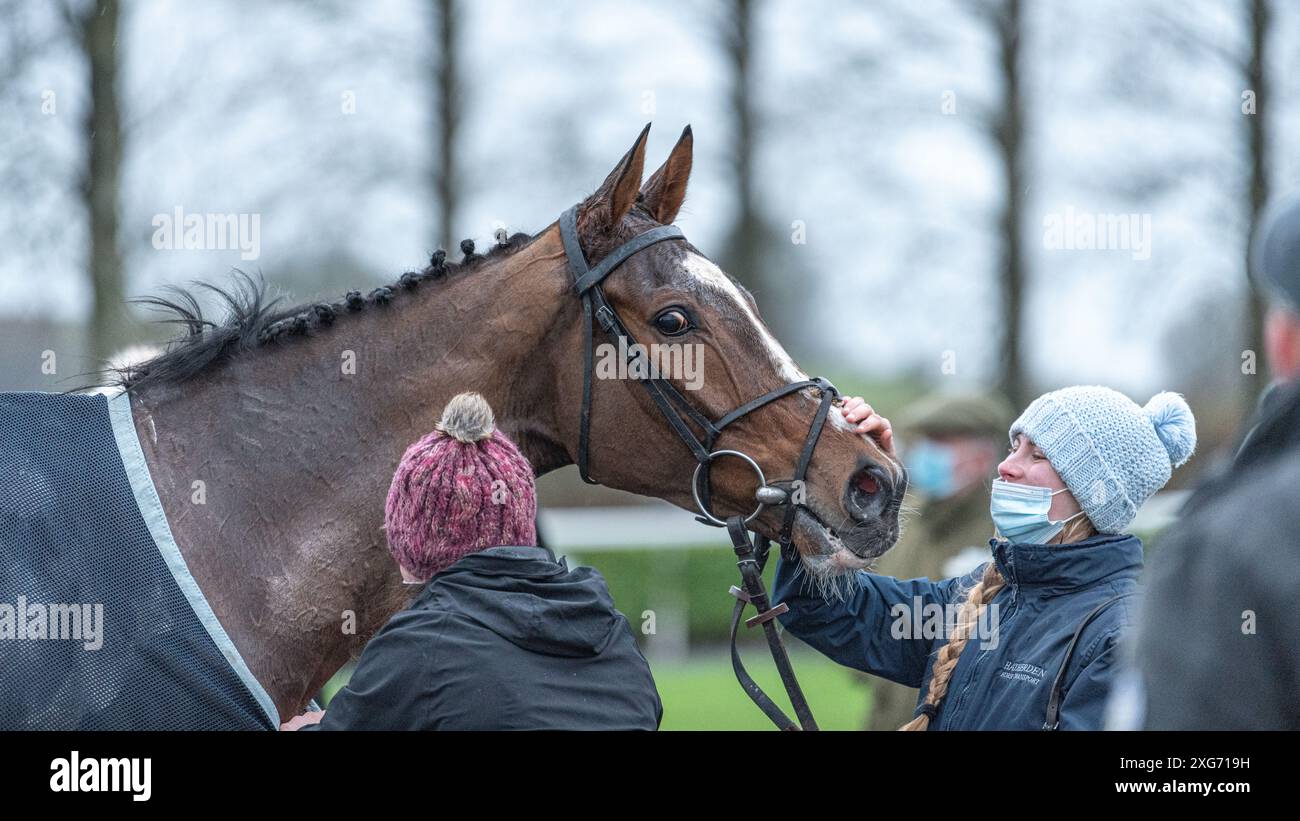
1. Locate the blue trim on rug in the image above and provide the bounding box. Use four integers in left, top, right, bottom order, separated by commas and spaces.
105, 389, 281, 729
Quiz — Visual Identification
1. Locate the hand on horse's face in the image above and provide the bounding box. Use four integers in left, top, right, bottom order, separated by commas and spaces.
841, 396, 894, 457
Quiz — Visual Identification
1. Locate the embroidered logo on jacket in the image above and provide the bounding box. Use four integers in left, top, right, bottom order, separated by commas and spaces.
999, 660, 1046, 686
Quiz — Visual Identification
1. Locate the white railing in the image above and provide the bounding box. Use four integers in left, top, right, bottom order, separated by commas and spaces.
539, 489, 1193, 551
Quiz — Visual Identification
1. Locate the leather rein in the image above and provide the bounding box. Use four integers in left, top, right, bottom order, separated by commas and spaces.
559, 204, 839, 730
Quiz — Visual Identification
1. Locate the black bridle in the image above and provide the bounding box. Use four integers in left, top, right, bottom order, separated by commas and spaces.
560, 204, 841, 730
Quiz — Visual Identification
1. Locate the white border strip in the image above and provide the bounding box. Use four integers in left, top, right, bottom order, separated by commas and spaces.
106, 390, 280, 729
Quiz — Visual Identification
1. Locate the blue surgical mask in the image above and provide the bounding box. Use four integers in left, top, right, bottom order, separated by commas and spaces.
904, 439, 958, 499
989, 478, 1083, 544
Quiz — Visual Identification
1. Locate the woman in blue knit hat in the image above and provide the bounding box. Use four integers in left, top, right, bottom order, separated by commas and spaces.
771, 385, 1197, 730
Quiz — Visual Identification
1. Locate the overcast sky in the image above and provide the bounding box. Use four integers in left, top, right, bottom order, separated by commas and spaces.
3, 0, 1298, 399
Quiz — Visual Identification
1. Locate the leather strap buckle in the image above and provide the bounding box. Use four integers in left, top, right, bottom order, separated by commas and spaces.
745, 602, 789, 628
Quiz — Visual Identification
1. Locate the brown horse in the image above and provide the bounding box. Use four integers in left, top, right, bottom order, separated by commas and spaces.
115, 124, 905, 721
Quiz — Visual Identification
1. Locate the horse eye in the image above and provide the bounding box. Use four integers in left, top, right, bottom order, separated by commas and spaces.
654, 308, 691, 336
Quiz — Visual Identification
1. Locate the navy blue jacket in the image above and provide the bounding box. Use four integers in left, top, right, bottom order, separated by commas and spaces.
772, 533, 1143, 730
310, 546, 662, 730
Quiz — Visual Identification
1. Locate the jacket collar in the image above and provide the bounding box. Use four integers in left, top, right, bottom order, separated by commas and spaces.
1234, 377, 1300, 470
433, 545, 567, 580
990, 532, 1143, 595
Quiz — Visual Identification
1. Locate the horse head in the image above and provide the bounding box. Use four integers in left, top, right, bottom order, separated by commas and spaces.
549, 124, 906, 581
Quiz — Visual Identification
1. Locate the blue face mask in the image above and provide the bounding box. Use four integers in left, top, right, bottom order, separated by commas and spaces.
904, 439, 958, 499
989, 478, 1083, 544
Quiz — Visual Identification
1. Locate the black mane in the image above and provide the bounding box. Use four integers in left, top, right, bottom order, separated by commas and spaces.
115, 232, 536, 391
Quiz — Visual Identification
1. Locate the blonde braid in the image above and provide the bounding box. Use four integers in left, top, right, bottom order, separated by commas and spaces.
899, 560, 1007, 731
1054, 514, 1097, 545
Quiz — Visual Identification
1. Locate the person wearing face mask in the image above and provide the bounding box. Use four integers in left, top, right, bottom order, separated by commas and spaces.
772, 385, 1196, 730
280, 392, 662, 731
862, 391, 1012, 731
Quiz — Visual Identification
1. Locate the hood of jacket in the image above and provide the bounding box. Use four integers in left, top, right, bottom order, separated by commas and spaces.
1234, 377, 1300, 470
414, 545, 626, 658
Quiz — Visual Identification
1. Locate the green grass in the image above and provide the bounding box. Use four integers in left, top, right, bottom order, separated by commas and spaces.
652, 646, 872, 730
566, 545, 802, 644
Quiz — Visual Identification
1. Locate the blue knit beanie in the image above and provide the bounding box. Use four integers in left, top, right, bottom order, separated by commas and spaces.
1008, 386, 1197, 534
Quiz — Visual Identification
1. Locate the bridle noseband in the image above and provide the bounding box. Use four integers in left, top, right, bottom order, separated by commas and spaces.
560, 204, 840, 553
560, 204, 842, 730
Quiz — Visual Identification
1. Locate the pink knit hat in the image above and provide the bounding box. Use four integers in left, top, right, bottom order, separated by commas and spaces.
384, 392, 537, 580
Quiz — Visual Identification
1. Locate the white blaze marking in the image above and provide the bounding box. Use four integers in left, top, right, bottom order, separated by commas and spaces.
679, 252, 903, 479
680, 253, 805, 385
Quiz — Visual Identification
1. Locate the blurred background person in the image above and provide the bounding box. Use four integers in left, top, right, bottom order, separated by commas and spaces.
863, 391, 1013, 731
1114, 190, 1300, 730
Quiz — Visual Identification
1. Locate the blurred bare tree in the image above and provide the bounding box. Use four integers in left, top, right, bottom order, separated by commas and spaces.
432, 0, 462, 253
699, 0, 805, 343
1242, 0, 1273, 409
847, 0, 1033, 406
1, 0, 131, 361
989, 0, 1029, 410
1122, 0, 1280, 415
73, 0, 128, 360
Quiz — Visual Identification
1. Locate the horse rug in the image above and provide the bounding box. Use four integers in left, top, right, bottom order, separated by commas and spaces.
0, 389, 278, 730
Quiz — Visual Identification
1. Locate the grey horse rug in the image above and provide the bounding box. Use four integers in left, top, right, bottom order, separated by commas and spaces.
0, 390, 278, 730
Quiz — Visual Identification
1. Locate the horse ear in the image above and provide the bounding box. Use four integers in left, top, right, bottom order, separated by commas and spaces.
640, 125, 692, 224
580, 123, 651, 233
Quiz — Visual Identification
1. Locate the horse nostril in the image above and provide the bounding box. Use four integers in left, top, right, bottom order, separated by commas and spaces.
847, 464, 892, 520
855, 472, 880, 496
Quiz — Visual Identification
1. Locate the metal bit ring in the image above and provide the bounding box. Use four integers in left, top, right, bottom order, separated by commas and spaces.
692, 450, 771, 527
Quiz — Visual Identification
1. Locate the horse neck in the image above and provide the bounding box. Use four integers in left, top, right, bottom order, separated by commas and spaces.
127, 227, 574, 717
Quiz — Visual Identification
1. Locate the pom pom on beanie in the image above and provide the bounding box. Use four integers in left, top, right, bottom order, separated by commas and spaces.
1143, 391, 1197, 467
